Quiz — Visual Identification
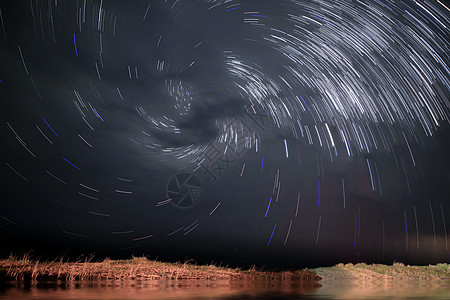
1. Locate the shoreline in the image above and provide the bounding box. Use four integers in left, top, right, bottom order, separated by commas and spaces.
1, 256, 449, 283
312, 262, 450, 280
0, 256, 319, 282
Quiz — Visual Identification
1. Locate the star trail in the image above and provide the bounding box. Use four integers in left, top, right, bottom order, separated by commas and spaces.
0, 0, 449, 268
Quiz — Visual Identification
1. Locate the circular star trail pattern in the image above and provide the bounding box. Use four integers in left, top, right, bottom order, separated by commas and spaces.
0, 0, 449, 267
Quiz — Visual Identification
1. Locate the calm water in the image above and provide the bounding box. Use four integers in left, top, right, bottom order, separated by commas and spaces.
0, 279, 449, 300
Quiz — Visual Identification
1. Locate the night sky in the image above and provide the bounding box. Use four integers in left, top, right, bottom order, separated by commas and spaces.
0, 0, 449, 269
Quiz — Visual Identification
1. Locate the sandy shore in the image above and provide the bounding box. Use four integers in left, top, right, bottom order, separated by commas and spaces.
311, 262, 450, 280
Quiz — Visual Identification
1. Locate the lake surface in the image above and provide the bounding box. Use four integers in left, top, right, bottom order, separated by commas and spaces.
0, 279, 449, 299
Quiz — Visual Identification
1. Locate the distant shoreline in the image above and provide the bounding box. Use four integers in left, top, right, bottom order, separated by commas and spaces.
1, 256, 449, 283
311, 262, 450, 280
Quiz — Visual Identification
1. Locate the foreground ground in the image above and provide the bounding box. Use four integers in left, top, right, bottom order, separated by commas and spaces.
0, 256, 319, 281
1, 256, 449, 282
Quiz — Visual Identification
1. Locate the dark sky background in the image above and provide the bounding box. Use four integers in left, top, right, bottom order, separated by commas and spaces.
0, 0, 449, 269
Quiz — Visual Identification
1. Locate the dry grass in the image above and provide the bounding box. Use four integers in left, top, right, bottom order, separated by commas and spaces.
312, 262, 450, 280
0, 254, 320, 282
2, 255, 448, 285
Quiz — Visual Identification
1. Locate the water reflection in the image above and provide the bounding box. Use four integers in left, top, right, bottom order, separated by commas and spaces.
315, 279, 450, 300
0, 279, 449, 300
0, 280, 320, 300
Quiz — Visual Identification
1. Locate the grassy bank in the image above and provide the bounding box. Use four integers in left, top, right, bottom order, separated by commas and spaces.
0, 255, 320, 282
312, 262, 450, 280
1, 256, 449, 282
